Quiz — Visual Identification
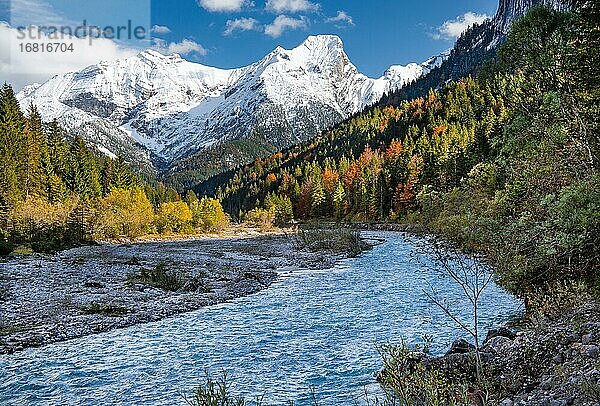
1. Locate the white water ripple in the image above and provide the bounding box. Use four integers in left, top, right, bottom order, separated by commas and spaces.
0, 232, 522, 405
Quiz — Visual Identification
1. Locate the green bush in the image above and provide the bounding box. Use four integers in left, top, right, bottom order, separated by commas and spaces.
81, 303, 129, 317
185, 371, 256, 406
264, 194, 294, 227
0, 229, 13, 256
128, 262, 185, 292
190, 198, 229, 232
377, 342, 470, 405
295, 227, 369, 257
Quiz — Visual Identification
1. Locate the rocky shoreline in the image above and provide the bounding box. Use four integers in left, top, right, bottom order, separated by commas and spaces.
382, 301, 600, 405
0, 233, 345, 355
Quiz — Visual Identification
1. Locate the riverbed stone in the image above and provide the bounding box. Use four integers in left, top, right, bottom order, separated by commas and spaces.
582, 333, 593, 345
584, 345, 599, 358
485, 326, 516, 342
552, 353, 563, 364
483, 335, 512, 352
446, 338, 476, 355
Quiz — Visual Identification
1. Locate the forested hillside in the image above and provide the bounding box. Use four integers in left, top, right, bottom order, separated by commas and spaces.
0, 86, 228, 254
197, 3, 599, 302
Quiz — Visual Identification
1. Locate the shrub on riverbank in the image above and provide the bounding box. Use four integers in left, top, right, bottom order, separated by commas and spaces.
185, 371, 255, 406
189, 196, 230, 232
81, 303, 129, 317
244, 208, 275, 231
95, 188, 155, 239
127, 262, 185, 292
0, 229, 12, 256
377, 342, 472, 405
294, 227, 369, 257
155, 201, 193, 234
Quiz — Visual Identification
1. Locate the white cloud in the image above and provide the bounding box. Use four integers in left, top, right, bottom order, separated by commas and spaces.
264, 15, 308, 38
153, 38, 208, 56
224, 17, 261, 36
265, 0, 319, 13
9, 0, 74, 27
151, 25, 171, 34
198, 0, 251, 12
433, 12, 490, 40
325, 10, 354, 27
0, 23, 138, 91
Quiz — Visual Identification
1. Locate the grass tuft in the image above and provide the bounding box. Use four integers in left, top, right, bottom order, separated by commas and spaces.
127, 262, 185, 292
81, 303, 129, 317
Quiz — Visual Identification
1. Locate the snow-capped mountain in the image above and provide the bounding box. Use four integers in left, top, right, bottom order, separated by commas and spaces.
17, 35, 446, 177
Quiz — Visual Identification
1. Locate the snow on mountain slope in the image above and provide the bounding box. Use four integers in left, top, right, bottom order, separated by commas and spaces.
17, 35, 446, 172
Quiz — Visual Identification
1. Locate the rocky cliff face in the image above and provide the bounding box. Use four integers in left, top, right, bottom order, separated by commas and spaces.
380, 0, 567, 105
494, 0, 567, 32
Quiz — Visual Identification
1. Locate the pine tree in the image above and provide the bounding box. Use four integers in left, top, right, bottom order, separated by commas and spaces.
273, 195, 294, 227
0, 84, 26, 204
43, 120, 70, 202
310, 177, 325, 217
333, 181, 346, 220
23, 104, 46, 197
68, 136, 101, 198
101, 158, 114, 195
110, 156, 134, 190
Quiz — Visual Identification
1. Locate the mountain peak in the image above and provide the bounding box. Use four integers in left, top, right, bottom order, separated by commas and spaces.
300, 35, 344, 50
17, 34, 439, 177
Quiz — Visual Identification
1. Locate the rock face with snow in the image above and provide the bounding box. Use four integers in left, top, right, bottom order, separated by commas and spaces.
18, 35, 444, 181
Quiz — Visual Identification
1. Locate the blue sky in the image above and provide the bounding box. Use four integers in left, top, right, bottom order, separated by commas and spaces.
151, 0, 498, 76
0, 0, 499, 89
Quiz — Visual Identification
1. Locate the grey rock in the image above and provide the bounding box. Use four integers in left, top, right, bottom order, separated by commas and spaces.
500, 399, 514, 406
552, 353, 563, 364
563, 332, 581, 345
585, 345, 599, 358
485, 326, 517, 343
540, 376, 553, 390
586, 369, 600, 379
582, 333, 593, 345
446, 338, 476, 355
484, 335, 512, 352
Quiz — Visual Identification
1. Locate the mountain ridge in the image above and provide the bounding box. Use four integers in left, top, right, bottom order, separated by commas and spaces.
17, 35, 446, 183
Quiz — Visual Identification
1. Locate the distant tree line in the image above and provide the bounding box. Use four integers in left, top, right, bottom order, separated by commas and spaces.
0, 86, 228, 254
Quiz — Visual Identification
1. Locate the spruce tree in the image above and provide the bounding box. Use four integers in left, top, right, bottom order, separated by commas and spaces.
44, 120, 69, 202
23, 104, 46, 197
0, 84, 26, 204
111, 156, 134, 190
68, 136, 101, 198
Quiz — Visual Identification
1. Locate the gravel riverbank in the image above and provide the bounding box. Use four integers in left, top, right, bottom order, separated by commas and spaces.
0, 232, 345, 354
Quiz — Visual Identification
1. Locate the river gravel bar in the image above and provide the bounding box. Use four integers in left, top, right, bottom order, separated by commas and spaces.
0, 233, 342, 354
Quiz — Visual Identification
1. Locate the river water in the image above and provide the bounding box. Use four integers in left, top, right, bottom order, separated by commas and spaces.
0, 232, 522, 405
